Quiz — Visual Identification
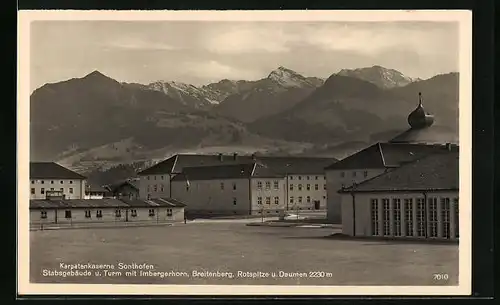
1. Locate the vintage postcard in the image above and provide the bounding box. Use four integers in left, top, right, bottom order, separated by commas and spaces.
17, 10, 472, 296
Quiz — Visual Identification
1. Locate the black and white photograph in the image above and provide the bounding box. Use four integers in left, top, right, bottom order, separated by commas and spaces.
17, 10, 472, 295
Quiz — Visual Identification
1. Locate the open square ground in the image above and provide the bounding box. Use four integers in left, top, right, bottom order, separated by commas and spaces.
30, 220, 459, 286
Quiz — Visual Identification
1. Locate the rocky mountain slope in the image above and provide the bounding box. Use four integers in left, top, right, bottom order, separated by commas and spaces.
213, 66, 325, 122
337, 65, 420, 89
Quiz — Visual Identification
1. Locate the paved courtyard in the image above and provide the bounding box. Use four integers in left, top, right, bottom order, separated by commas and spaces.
30, 220, 459, 286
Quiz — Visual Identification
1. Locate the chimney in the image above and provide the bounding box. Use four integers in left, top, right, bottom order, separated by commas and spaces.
218, 153, 223, 161
233, 152, 238, 161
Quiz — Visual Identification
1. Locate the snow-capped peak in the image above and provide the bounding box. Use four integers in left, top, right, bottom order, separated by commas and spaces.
267, 66, 309, 88
337, 65, 417, 89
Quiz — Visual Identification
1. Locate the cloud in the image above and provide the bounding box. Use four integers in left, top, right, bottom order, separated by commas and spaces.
105, 38, 177, 51
181, 60, 263, 81
202, 25, 292, 54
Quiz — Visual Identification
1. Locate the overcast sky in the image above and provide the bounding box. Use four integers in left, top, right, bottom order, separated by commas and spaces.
30, 21, 459, 92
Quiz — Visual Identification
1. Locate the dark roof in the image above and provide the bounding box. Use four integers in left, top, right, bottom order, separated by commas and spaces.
107, 178, 140, 192
138, 154, 338, 176
30, 162, 86, 180
324, 142, 454, 170
30, 198, 186, 209
252, 163, 284, 178
85, 184, 108, 193
339, 150, 459, 193
171, 163, 256, 181
390, 126, 459, 145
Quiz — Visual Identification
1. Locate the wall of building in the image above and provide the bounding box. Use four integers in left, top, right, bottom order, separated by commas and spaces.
286, 174, 327, 212
84, 192, 105, 199
30, 207, 185, 226
139, 174, 171, 199
250, 178, 286, 216
171, 178, 251, 216
341, 191, 459, 240
114, 185, 140, 200
326, 168, 385, 224
30, 179, 86, 200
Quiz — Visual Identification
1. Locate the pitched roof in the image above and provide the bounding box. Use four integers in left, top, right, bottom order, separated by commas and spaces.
339, 149, 459, 193
30, 162, 86, 180
171, 163, 256, 181
107, 178, 140, 192
324, 142, 454, 170
138, 154, 338, 176
85, 183, 108, 193
29, 197, 186, 209
390, 126, 459, 145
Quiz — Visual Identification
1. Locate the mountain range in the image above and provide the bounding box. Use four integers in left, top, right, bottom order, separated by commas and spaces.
29, 65, 459, 172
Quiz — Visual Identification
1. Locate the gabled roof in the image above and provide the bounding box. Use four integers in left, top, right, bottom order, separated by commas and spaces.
85, 183, 108, 193
107, 178, 140, 192
338, 149, 459, 193
171, 163, 256, 181
324, 142, 454, 170
138, 154, 338, 176
30, 197, 186, 209
30, 162, 86, 180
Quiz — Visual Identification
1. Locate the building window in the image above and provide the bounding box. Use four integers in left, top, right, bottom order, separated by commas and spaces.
257, 197, 262, 205
154, 176, 156, 180
404, 199, 414, 237
50, 188, 54, 191
314, 184, 319, 190
416, 198, 426, 237
96, 210, 103, 218
306, 196, 311, 203
50, 180, 54, 184
30, 188, 35, 195
289, 176, 293, 180
60, 188, 64, 192
41, 188, 45, 194
220, 182, 224, 190
115, 209, 121, 217
147, 185, 150, 192
265, 197, 271, 205
370, 199, 379, 236
340, 172, 345, 178
273, 181, 279, 190
31, 180, 34, 184
233, 183, 236, 190
85, 210, 91, 218
315, 176, 318, 180
69, 180, 73, 184
306, 184, 310, 191
69, 188, 73, 194
154, 185, 158, 192
306, 176, 310, 180
147, 176, 150, 180
382, 198, 390, 236
233, 197, 237, 205
364, 171, 368, 178
149, 209, 155, 216
393, 198, 402, 237
454, 198, 459, 238
290, 184, 294, 191
161, 175, 164, 180
274, 197, 279, 205
65, 210, 72, 218
441, 198, 451, 239
160, 185, 164, 192
298, 184, 302, 191
265, 181, 271, 190
298, 196, 303, 203
167, 209, 173, 216
60, 180, 64, 184
323, 184, 326, 190
290, 196, 294, 204
131, 209, 137, 217
428, 198, 438, 238
352, 171, 357, 177
257, 181, 262, 190
41, 180, 44, 184
40, 211, 47, 219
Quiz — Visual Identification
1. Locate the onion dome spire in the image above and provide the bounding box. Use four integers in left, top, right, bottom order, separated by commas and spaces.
407, 92, 434, 129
